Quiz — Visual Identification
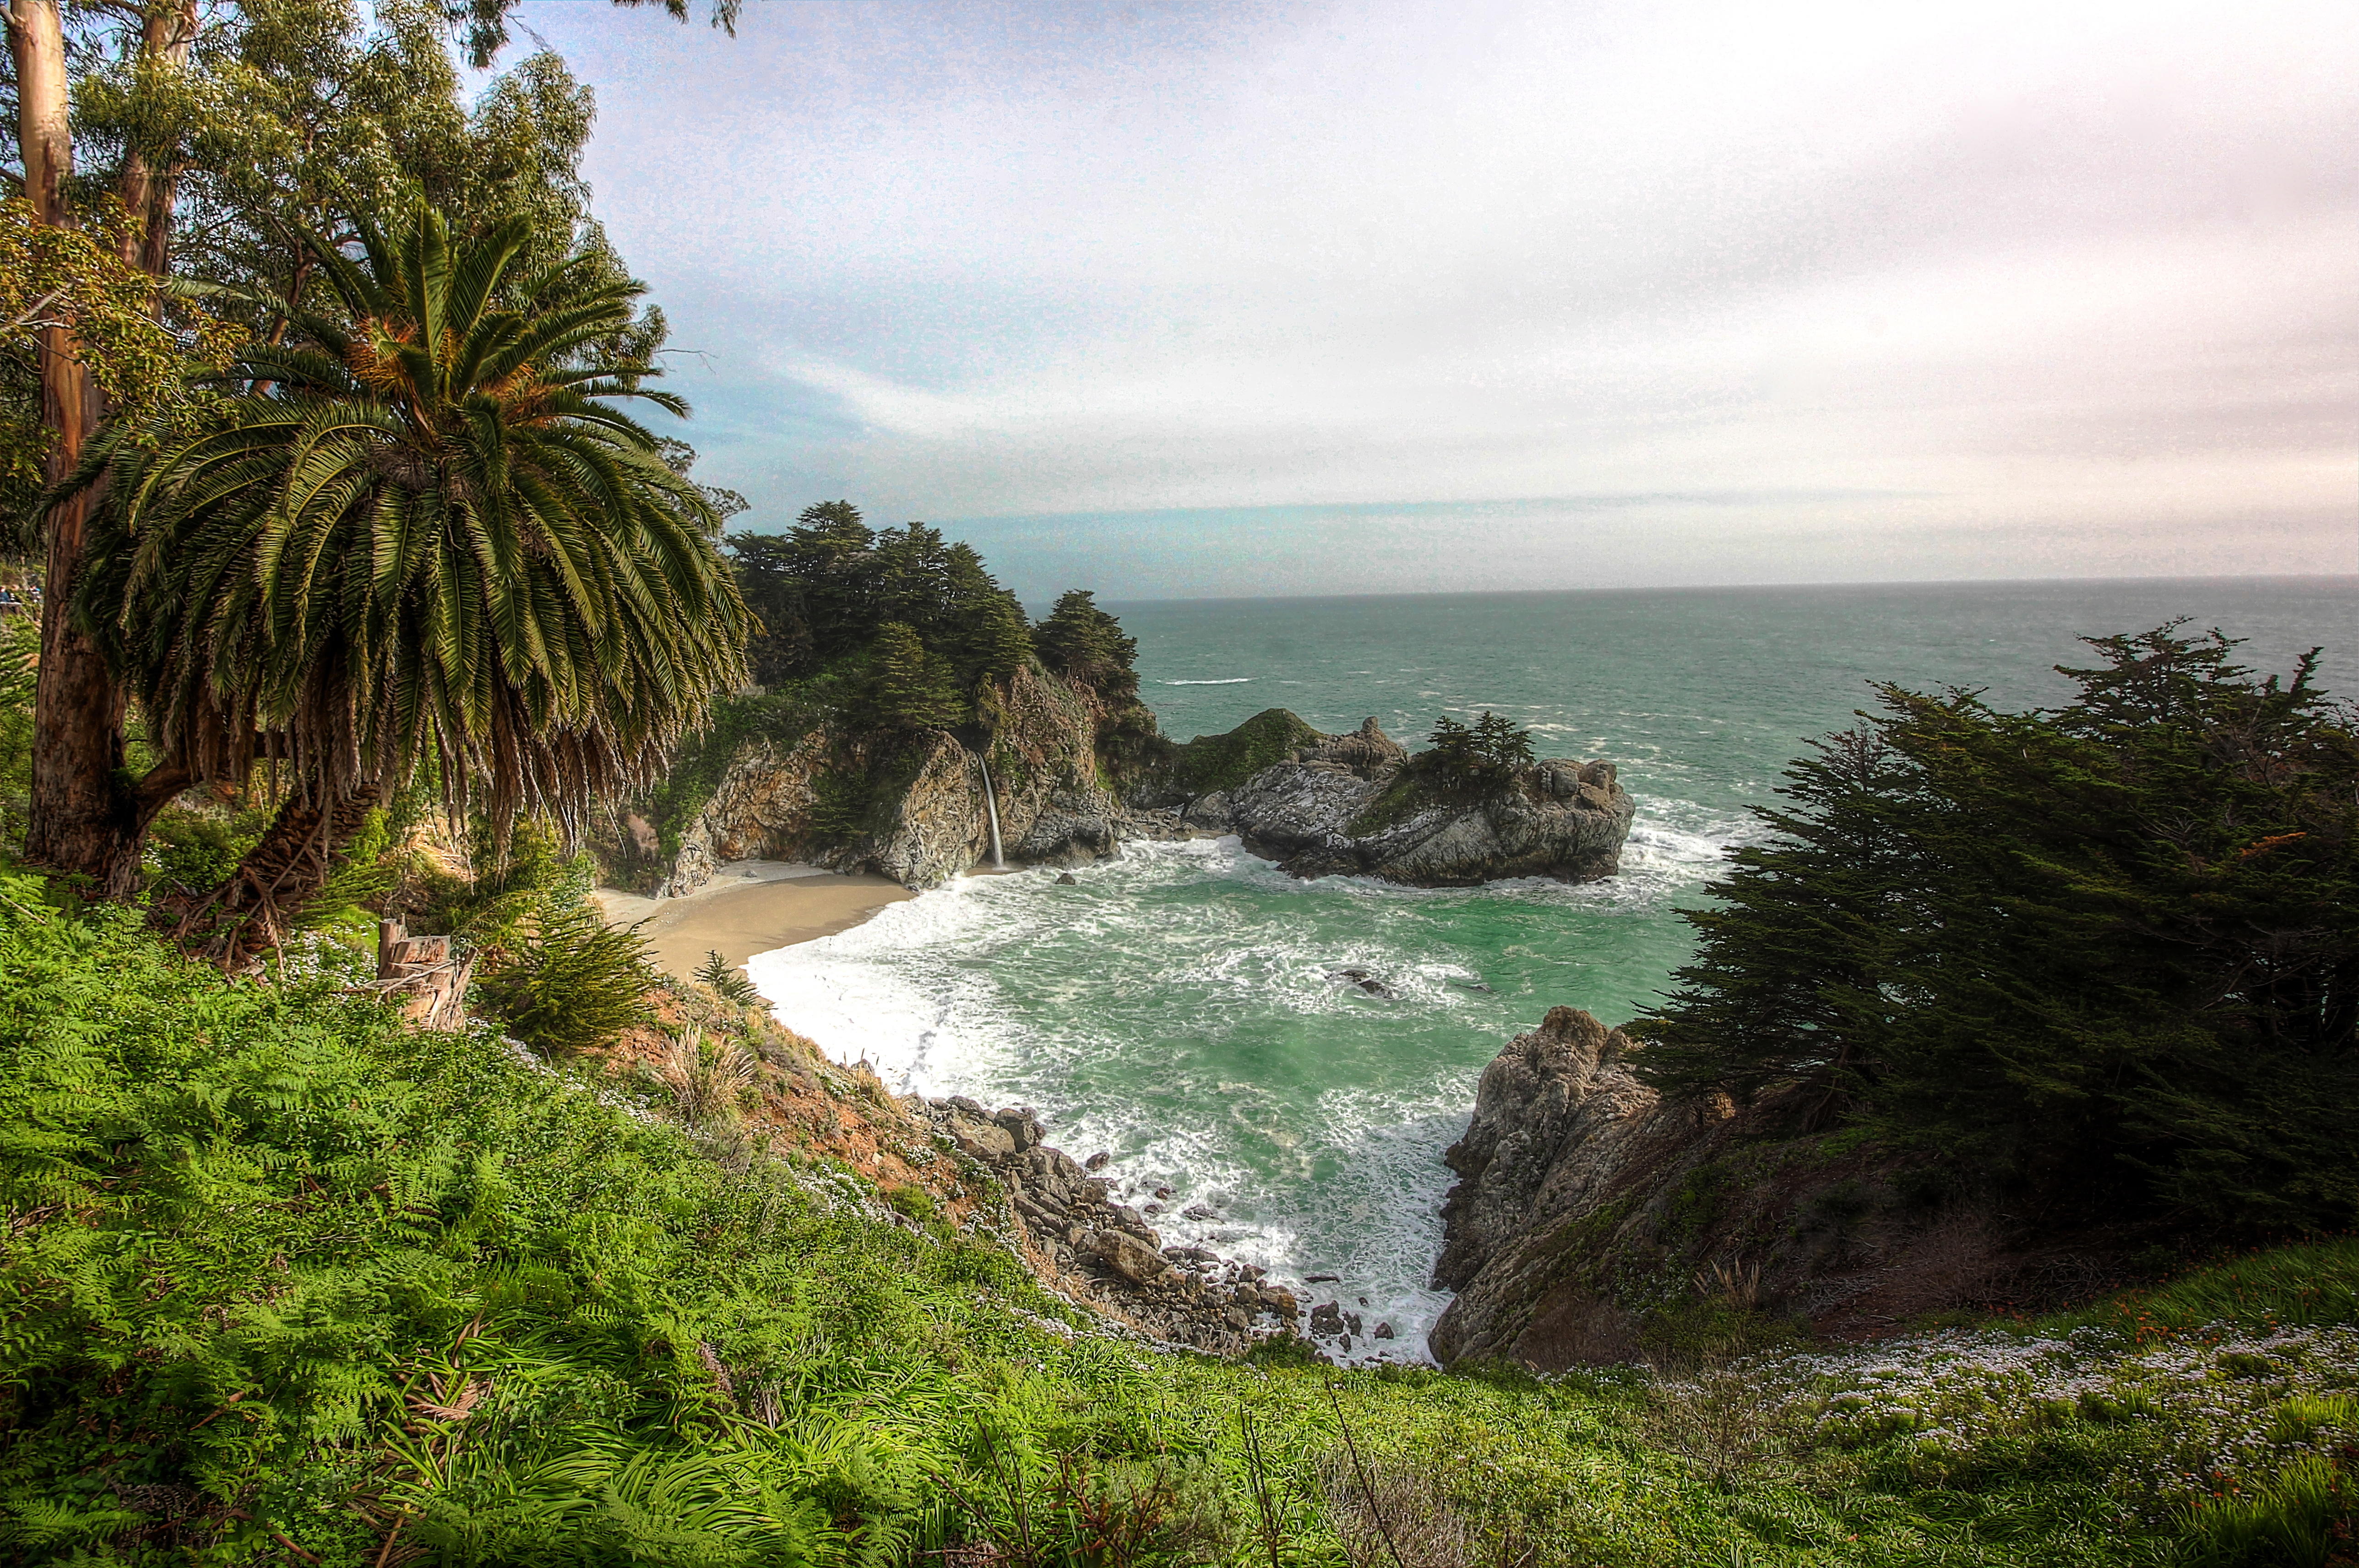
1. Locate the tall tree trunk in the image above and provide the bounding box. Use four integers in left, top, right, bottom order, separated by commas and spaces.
114, 0, 198, 276
11, 0, 201, 895
10, 0, 140, 895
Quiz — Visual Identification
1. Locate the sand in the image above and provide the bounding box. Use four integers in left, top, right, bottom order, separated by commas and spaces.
593, 860, 914, 978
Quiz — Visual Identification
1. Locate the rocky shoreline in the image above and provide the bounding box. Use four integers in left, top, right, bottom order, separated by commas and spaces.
1424, 1006, 2148, 1370
637, 692, 1636, 897
910, 1096, 1302, 1355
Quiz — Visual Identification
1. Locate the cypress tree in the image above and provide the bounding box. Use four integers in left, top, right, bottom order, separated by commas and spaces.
1033, 590, 1139, 701
1636, 625, 2359, 1230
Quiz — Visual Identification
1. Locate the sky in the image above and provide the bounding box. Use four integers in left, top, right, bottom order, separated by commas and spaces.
515, 0, 2358, 601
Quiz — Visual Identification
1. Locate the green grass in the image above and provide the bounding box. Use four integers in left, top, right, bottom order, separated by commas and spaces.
2040, 1240, 2359, 1338
0, 872, 2352, 1565
1169, 708, 1324, 797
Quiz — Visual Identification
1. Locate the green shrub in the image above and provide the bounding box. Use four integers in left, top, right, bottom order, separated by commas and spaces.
886, 1183, 939, 1222
473, 895, 653, 1056
694, 948, 762, 1005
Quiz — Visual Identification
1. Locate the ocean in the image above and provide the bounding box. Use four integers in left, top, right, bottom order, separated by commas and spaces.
746, 576, 2357, 1360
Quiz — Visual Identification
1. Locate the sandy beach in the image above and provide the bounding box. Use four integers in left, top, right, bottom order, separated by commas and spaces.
594, 860, 914, 978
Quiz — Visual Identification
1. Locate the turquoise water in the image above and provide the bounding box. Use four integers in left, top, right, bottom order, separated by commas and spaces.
749, 577, 2355, 1358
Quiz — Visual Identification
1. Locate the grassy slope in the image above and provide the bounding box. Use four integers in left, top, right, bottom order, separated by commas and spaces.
1167, 709, 1326, 798
0, 879, 2352, 1567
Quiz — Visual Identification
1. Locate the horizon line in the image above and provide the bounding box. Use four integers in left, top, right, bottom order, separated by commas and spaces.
1082, 570, 2359, 612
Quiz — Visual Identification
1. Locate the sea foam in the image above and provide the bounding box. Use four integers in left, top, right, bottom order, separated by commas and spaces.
744, 812, 1738, 1364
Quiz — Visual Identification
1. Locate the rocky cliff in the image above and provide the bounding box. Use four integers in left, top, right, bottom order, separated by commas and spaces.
651, 664, 1145, 895
1427, 1009, 2137, 1370
1148, 713, 1636, 886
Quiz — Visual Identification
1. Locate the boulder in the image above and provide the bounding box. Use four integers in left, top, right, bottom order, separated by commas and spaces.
1085, 1229, 1171, 1284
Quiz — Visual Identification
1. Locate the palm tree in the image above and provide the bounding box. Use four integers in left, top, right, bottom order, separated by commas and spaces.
74, 204, 748, 961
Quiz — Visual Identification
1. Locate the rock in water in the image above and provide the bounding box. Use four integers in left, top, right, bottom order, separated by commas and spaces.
1144, 712, 1636, 887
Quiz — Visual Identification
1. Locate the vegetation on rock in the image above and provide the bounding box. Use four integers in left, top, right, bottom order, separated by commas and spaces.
1634, 626, 2359, 1233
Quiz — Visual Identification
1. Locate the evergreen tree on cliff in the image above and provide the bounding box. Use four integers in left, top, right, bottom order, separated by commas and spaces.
968, 594, 1038, 684
867, 622, 962, 731
1636, 626, 2359, 1230
1033, 590, 1139, 703
71, 205, 747, 962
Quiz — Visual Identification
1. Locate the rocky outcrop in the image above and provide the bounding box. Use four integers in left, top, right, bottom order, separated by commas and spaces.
1157, 715, 1636, 886
657, 665, 1132, 895
910, 1096, 1301, 1354
1427, 1009, 2143, 1370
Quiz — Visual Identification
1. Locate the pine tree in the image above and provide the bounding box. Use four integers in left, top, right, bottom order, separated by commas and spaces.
867, 622, 962, 731
1033, 590, 1139, 701
1426, 715, 1480, 783
1472, 711, 1537, 776
970, 594, 1037, 684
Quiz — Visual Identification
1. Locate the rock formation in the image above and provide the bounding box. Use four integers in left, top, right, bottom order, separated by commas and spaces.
1149, 713, 1636, 886
909, 1096, 1301, 1353
1427, 1007, 2127, 1370
656, 664, 1138, 895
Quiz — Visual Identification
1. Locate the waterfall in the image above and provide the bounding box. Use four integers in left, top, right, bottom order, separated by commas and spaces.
978, 756, 1007, 870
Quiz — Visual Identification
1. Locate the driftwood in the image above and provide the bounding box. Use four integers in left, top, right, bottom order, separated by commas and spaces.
373, 920, 473, 1031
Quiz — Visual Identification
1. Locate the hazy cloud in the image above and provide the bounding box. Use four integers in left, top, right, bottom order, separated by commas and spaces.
523, 0, 2358, 596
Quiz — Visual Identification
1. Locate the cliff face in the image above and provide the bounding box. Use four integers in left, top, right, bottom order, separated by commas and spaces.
1428, 1009, 2132, 1370
1149, 715, 1637, 887
656, 664, 1137, 895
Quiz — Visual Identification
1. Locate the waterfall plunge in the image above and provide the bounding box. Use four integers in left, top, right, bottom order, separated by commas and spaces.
978, 757, 1006, 870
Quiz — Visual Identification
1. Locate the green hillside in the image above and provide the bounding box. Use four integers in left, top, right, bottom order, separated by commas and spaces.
2, 877, 2353, 1567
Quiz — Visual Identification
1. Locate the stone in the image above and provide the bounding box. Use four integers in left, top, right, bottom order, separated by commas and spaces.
1056, 872, 1079, 885
1084, 1151, 1111, 1171
1375, 1321, 1396, 1340
994, 1108, 1044, 1152
1085, 1229, 1171, 1284
952, 1120, 1018, 1161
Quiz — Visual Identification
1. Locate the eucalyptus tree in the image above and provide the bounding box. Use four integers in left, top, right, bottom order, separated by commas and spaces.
74, 205, 748, 960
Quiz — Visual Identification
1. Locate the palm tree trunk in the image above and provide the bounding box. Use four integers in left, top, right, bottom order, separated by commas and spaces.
171, 785, 382, 969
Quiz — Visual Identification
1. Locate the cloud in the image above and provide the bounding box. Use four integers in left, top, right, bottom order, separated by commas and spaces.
522, 0, 2359, 593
